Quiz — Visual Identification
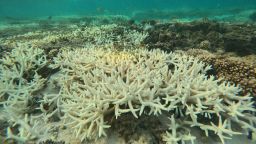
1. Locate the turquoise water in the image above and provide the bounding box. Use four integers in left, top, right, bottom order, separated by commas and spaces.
0, 0, 256, 18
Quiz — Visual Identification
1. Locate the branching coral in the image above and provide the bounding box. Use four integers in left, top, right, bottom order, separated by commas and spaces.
44, 47, 256, 143
0, 23, 149, 143
1, 24, 148, 55
0, 23, 255, 143
0, 44, 51, 142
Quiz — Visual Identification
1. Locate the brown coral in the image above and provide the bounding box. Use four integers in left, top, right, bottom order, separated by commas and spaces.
186, 49, 256, 96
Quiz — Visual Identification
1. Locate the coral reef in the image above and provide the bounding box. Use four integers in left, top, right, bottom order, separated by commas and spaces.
0, 24, 147, 61
1, 45, 256, 143
0, 24, 150, 143
36, 47, 256, 143
1, 19, 256, 144
0, 44, 52, 143
142, 19, 256, 97
143, 19, 256, 56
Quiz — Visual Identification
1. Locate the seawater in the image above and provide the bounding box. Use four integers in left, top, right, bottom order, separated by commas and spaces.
0, 0, 256, 19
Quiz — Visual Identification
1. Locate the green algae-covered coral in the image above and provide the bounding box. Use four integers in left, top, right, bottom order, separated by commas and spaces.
1, 45, 256, 143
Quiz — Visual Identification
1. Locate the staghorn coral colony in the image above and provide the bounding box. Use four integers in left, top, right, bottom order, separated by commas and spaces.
0, 22, 256, 144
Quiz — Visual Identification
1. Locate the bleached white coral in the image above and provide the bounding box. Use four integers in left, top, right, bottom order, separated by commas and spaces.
0, 24, 150, 143
1, 24, 147, 51
162, 115, 196, 144
47, 47, 256, 143
6, 114, 51, 143
0, 44, 50, 142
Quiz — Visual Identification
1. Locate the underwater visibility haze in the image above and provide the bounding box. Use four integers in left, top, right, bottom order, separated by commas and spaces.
1, 0, 256, 18
0, 0, 256, 144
